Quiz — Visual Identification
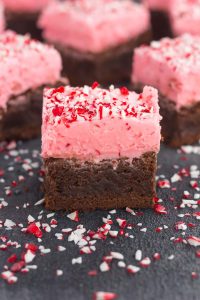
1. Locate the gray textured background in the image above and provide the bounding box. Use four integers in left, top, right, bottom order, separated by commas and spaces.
0, 139, 200, 300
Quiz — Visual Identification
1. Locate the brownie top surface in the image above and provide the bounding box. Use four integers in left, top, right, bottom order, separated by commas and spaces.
0, 30, 62, 109
39, 0, 150, 52
42, 85, 161, 160
43, 85, 160, 124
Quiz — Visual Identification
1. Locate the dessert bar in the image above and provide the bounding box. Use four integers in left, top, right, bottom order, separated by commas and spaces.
0, 31, 64, 141
170, 0, 200, 37
42, 85, 161, 211
132, 34, 200, 147
39, 0, 151, 85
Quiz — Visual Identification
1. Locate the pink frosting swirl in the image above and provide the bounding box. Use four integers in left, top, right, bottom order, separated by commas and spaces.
39, 0, 150, 53
42, 85, 161, 161
0, 31, 62, 109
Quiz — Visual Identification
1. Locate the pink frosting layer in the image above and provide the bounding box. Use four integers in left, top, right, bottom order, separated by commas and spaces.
2, 0, 53, 13
143, 0, 174, 11
0, 31, 62, 109
39, 0, 150, 53
171, 0, 200, 36
0, 1, 4, 33
132, 34, 200, 109
42, 85, 161, 161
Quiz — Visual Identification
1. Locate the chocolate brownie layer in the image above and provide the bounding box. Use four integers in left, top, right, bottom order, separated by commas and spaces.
6, 11, 42, 40
150, 10, 173, 40
44, 152, 157, 211
0, 79, 67, 141
56, 30, 151, 86
159, 96, 200, 148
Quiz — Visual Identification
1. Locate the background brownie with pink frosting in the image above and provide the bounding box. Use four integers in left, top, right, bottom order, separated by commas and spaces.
2, 0, 53, 39
0, 30, 66, 141
42, 84, 161, 210
132, 34, 200, 147
39, 0, 151, 85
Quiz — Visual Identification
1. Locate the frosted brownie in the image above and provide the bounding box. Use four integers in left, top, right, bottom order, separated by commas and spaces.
2, 0, 52, 39
39, 0, 151, 85
132, 34, 200, 147
42, 85, 161, 211
0, 31, 64, 141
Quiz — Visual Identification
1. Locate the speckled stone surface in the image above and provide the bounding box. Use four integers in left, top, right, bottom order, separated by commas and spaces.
1, 139, 200, 300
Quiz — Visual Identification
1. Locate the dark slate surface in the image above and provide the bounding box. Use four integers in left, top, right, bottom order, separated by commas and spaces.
0, 139, 200, 300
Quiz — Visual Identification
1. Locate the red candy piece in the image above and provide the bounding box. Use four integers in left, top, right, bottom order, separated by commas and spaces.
26, 223, 43, 238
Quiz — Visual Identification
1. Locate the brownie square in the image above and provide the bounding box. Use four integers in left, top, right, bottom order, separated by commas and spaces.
0, 31, 63, 141
132, 34, 200, 147
39, 0, 152, 85
42, 85, 161, 211
57, 31, 151, 86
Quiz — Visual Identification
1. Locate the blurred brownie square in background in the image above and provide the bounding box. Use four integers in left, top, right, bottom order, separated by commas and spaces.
39, 0, 152, 86
132, 34, 200, 147
42, 84, 161, 210
0, 31, 66, 141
